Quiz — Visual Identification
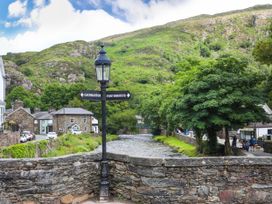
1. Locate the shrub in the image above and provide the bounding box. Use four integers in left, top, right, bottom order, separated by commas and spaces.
2, 143, 36, 158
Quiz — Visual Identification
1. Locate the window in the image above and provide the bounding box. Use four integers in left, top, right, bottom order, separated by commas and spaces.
84, 127, 87, 131
268, 129, 272, 134
83, 116, 87, 123
71, 118, 74, 123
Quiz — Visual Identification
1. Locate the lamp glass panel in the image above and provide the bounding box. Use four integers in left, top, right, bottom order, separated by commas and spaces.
95, 65, 103, 81
103, 64, 110, 81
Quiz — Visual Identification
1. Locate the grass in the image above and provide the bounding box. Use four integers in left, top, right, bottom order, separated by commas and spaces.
0, 133, 118, 158
153, 135, 199, 157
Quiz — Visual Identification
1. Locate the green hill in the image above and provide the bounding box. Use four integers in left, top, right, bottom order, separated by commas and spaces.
3, 5, 272, 109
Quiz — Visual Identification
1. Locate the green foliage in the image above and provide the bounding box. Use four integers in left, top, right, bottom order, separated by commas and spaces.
6, 86, 41, 110
0, 133, 118, 158
208, 41, 224, 51
253, 38, 272, 65
1, 142, 36, 158
107, 109, 137, 134
253, 20, 272, 65
200, 44, 211, 57
40, 83, 87, 110
169, 54, 267, 154
154, 136, 198, 157
22, 67, 33, 76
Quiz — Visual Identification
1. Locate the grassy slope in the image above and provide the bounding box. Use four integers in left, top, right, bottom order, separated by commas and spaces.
0, 133, 118, 158
154, 135, 199, 157
3, 5, 272, 104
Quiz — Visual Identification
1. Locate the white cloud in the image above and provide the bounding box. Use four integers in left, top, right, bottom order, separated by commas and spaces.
0, 0, 133, 54
33, 0, 45, 7
1, 0, 272, 54
107, 0, 272, 28
8, 0, 27, 18
4, 22, 12, 28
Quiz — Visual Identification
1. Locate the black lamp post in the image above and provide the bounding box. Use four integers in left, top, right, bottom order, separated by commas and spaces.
95, 44, 111, 201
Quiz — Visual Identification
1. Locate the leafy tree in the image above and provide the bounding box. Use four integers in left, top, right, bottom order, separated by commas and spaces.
139, 89, 164, 135
170, 54, 267, 155
107, 109, 137, 134
41, 83, 88, 110
41, 83, 69, 110
6, 86, 41, 111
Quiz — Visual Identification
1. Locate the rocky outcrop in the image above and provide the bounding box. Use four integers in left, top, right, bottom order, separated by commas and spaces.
4, 60, 33, 91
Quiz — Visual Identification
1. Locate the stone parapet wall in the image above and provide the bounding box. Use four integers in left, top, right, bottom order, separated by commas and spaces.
0, 153, 272, 203
0, 153, 101, 204
108, 153, 272, 204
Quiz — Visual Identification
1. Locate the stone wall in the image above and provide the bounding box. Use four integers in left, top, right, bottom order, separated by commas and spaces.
109, 154, 272, 204
0, 131, 20, 147
0, 153, 101, 204
0, 153, 272, 204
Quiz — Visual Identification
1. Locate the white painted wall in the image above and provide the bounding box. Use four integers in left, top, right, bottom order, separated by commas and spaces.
256, 127, 272, 138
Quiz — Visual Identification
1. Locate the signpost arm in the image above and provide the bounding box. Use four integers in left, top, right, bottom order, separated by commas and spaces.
99, 81, 109, 200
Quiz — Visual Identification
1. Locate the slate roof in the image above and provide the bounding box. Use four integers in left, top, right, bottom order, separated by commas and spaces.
6, 107, 34, 118
33, 111, 53, 120
53, 108, 93, 115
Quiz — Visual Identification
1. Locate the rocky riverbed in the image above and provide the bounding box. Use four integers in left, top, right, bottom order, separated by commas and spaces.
93, 134, 186, 158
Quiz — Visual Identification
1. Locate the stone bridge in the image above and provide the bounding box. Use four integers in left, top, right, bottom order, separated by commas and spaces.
0, 153, 272, 203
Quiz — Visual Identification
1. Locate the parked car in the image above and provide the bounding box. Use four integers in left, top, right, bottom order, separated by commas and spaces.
47, 132, 57, 139
20, 135, 27, 143
71, 130, 82, 135
21, 131, 35, 141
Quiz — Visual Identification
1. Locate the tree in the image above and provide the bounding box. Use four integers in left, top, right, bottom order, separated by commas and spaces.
139, 88, 164, 135
41, 83, 88, 110
107, 109, 137, 134
170, 54, 267, 155
6, 86, 41, 111
41, 83, 69, 110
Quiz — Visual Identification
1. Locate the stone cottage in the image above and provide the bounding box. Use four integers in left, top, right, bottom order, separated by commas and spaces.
5, 101, 34, 132
52, 108, 93, 134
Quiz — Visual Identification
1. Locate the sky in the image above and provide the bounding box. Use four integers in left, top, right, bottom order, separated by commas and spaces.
0, 0, 271, 55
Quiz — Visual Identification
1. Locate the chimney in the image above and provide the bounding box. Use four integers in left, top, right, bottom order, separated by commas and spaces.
34, 108, 41, 113
12, 100, 24, 110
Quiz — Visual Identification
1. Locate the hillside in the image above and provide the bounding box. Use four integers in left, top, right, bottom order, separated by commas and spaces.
3, 5, 272, 108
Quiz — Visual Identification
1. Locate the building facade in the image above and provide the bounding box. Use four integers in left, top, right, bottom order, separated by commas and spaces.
0, 56, 6, 130
33, 111, 53, 135
5, 107, 35, 132
53, 108, 93, 134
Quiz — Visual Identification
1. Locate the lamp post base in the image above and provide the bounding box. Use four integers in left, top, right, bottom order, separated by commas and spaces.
99, 160, 110, 201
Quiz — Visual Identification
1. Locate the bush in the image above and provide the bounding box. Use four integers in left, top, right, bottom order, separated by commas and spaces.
209, 41, 224, 51
2, 143, 36, 158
